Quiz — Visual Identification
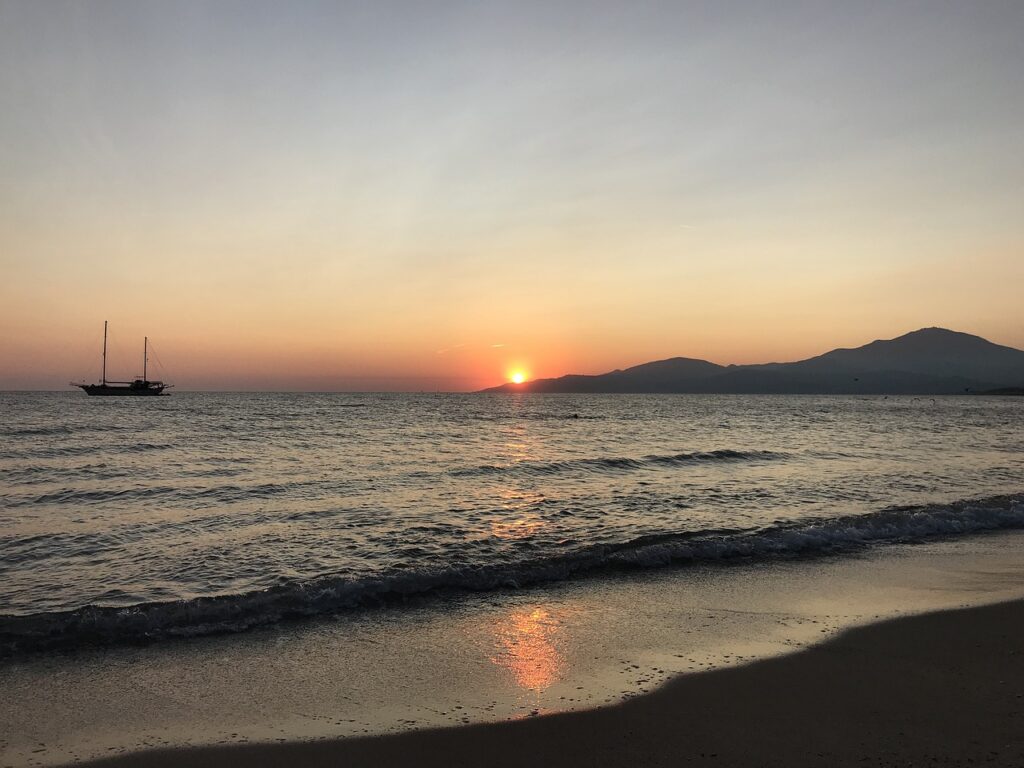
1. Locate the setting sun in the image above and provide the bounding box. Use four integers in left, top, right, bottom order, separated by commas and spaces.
511, 371, 526, 384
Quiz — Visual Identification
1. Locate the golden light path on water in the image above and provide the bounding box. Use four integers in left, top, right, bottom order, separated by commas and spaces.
490, 488, 546, 541
489, 606, 566, 693
486, 427, 566, 696
488, 429, 548, 540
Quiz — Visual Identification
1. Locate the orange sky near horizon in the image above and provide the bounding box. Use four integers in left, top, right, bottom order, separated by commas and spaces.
2, 3, 1022, 391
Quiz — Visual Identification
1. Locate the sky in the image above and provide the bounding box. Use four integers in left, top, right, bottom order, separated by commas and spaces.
1, 0, 1022, 390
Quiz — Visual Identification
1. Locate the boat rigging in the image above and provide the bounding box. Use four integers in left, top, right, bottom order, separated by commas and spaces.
72, 321, 172, 396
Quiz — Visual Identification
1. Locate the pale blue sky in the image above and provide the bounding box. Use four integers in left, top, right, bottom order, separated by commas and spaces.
2, 1, 1022, 389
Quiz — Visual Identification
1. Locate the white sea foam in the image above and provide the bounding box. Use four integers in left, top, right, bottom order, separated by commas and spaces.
2, 493, 1021, 657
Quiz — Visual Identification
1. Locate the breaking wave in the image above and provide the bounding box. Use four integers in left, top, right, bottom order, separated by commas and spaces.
2, 493, 1021, 658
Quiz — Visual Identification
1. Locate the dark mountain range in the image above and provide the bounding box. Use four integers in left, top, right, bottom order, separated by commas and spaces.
483, 328, 1024, 395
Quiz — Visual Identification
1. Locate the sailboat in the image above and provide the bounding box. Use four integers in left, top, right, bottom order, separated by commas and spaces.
72, 321, 171, 396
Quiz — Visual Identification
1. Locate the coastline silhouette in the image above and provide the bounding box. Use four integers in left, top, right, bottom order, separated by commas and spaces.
484, 327, 1024, 394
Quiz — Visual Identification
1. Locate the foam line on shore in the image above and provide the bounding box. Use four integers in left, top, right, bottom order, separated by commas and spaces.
1, 492, 1022, 657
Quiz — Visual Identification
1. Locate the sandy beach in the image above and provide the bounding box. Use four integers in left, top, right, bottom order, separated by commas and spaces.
72, 597, 1024, 768
5, 531, 1024, 768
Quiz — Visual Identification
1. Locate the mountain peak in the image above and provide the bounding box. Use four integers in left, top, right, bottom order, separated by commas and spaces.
480, 328, 1024, 394
898, 327, 985, 341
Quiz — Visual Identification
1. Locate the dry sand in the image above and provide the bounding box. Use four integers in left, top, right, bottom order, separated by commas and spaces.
75, 598, 1024, 768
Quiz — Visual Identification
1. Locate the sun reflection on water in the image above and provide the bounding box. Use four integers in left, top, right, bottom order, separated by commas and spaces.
489, 607, 565, 692
500, 424, 536, 466
490, 487, 548, 540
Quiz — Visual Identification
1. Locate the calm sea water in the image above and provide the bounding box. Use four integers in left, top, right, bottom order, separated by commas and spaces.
1, 392, 1022, 655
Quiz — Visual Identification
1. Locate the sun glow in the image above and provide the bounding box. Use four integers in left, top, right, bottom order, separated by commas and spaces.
511, 371, 526, 384
489, 607, 564, 692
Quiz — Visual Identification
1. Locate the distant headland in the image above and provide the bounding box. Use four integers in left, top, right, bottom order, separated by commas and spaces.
482, 328, 1024, 395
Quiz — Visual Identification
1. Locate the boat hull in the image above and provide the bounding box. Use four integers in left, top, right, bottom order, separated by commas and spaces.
73, 323, 172, 395
77, 384, 167, 396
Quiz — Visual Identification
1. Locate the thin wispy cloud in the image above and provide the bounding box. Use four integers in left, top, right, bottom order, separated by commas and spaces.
435, 344, 466, 355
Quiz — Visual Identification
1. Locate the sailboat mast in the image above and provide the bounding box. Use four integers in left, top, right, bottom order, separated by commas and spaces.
102, 320, 108, 385
144, 336, 148, 381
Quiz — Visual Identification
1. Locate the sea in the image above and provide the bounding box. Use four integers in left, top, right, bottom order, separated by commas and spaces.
2, 391, 1022, 659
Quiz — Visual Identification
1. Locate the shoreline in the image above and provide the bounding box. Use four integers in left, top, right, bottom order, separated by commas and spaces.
6, 531, 1024, 767
73, 597, 1024, 768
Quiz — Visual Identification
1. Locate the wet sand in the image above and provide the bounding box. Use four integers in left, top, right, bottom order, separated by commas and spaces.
76, 597, 1024, 768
